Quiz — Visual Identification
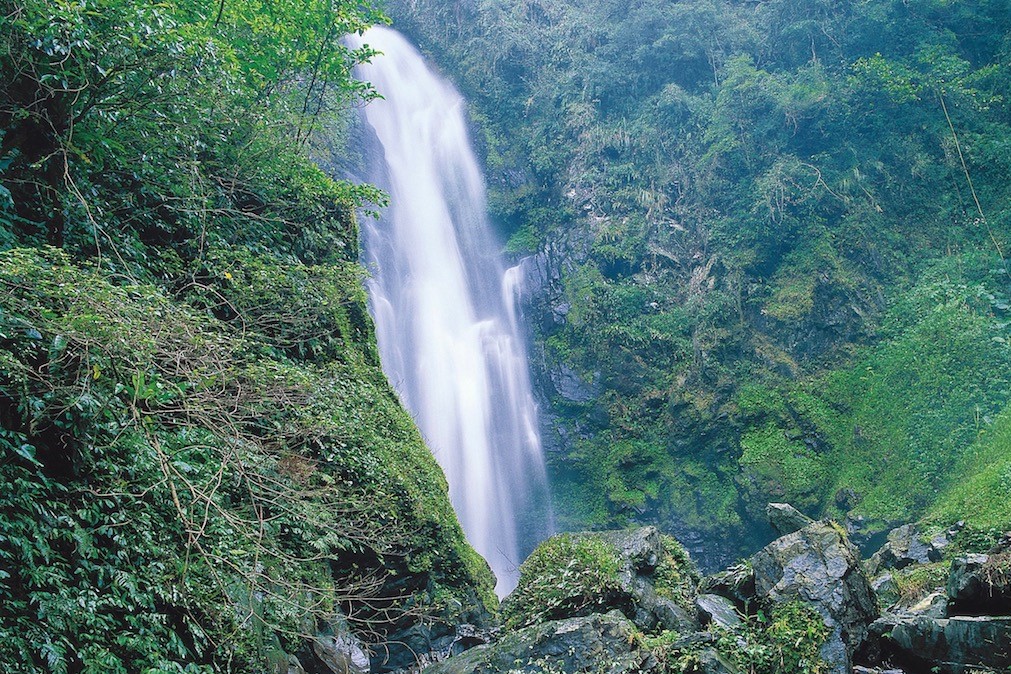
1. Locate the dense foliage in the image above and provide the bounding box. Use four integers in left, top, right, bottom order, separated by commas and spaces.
386, 0, 1011, 560
0, 1, 493, 671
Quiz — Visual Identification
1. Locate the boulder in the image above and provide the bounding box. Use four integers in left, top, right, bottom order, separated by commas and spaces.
766, 503, 814, 537
870, 572, 899, 608
866, 524, 945, 577
421, 612, 652, 674
368, 581, 493, 672
947, 551, 1011, 616
696, 594, 742, 630
869, 614, 1011, 673
694, 648, 741, 674
906, 591, 948, 619
750, 521, 878, 674
600, 527, 699, 633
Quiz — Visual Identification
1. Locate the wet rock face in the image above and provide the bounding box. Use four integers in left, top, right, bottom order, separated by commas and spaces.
297, 614, 371, 674
421, 612, 651, 674
549, 363, 598, 402
695, 593, 742, 630
310, 633, 369, 674
750, 521, 879, 674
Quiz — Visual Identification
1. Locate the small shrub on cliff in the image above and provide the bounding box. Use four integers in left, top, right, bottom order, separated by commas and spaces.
725, 602, 830, 674
501, 534, 623, 630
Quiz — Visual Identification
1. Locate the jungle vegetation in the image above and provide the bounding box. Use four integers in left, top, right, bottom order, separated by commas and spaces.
0, 1, 493, 671
385, 0, 1011, 561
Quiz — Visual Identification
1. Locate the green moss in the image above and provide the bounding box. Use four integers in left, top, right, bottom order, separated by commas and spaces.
739, 423, 826, 510
929, 406, 1011, 534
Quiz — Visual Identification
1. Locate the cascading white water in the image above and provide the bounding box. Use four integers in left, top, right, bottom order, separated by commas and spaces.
350, 26, 552, 596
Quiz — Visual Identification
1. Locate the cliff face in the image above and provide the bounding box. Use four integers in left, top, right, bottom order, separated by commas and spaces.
0, 3, 494, 671
381, 0, 1011, 565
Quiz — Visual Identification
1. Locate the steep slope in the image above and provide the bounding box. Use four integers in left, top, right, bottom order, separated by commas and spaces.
382, 0, 1011, 562
0, 2, 493, 671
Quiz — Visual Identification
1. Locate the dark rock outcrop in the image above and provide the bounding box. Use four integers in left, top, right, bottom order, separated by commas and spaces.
702, 563, 756, 608
869, 615, 1011, 673
750, 521, 879, 673
421, 612, 652, 674
856, 526, 1011, 673
947, 550, 1011, 616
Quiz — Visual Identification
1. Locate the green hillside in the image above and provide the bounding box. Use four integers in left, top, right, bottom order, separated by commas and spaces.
0, 2, 493, 671
384, 0, 1011, 560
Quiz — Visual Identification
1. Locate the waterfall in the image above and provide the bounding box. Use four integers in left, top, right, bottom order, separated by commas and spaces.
349, 26, 552, 596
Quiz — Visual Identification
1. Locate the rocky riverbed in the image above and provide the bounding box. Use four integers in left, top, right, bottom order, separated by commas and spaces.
311, 506, 1010, 674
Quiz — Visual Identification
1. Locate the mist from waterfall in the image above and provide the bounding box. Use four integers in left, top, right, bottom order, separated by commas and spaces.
349, 26, 552, 596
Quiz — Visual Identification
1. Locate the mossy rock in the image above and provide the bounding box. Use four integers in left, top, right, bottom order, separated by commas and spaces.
502, 527, 701, 634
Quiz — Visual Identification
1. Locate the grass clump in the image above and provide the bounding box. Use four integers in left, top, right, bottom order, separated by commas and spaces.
893, 562, 948, 605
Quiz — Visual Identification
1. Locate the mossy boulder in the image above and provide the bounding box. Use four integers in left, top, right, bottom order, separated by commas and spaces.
501, 527, 701, 635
